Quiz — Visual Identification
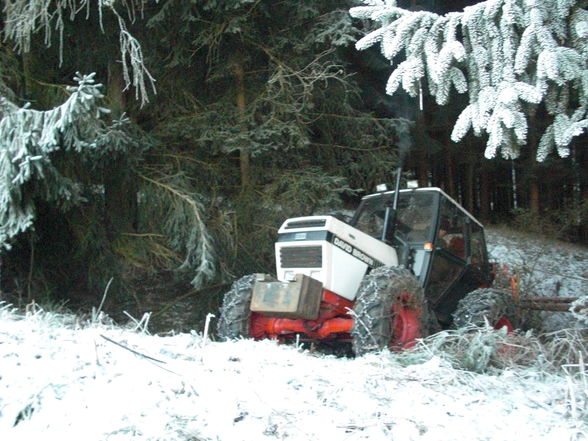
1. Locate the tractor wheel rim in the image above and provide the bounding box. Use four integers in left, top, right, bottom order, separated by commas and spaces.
494, 316, 513, 333
392, 307, 421, 349
250, 312, 270, 339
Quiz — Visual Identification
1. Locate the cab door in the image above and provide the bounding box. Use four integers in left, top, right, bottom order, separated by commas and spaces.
424, 196, 467, 321
424, 195, 493, 326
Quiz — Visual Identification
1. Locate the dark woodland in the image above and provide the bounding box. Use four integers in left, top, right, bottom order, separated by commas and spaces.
0, 0, 586, 330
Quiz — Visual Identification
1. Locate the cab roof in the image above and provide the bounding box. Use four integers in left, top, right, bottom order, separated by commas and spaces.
361, 187, 484, 228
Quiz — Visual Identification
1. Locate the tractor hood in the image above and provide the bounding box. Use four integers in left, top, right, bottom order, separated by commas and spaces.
274, 215, 398, 301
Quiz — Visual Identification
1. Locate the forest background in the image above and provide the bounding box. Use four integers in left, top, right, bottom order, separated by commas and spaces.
0, 0, 586, 330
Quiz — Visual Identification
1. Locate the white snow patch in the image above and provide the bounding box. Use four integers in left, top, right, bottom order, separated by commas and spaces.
486, 227, 588, 330
0, 304, 586, 441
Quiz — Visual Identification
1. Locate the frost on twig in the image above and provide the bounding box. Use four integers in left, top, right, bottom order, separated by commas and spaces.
139, 174, 217, 289
570, 296, 588, 325
2, 0, 155, 106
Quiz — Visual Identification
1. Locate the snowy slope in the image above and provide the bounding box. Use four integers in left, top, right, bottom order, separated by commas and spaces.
0, 304, 586, 441
487, 227, 587, 298
486, 227, 588, 330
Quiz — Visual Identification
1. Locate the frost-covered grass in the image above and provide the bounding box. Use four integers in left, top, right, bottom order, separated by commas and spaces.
1, 302, 587, 441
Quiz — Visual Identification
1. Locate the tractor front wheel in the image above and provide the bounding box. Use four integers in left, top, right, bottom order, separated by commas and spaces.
351, 266, 428, 356
452, 288, 517, 331
217, 274, 256, 340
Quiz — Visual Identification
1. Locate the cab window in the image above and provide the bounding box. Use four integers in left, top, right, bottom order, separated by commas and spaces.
354, 192, 436, 243
470, 222, 488, 270
436, 198, 466, 259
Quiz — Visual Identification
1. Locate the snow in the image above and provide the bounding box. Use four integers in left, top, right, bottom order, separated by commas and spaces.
486, 227, 588, 330
1, 228, 587, 441
1, 311, 586, 440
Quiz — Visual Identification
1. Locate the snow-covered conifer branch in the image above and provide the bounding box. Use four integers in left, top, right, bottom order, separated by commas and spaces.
351, 0, 588, 161
0, 73, 109, 248
2, 0, 155, 106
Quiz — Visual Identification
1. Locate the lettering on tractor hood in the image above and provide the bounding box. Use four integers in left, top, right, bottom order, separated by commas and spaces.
277, 231, 384, 268
332, 236, 381, 268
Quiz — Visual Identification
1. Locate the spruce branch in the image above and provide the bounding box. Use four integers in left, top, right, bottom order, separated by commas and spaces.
2, 0, 155, 106
351, 0, 588, 161
0, 72, 107, 248
139, 173, 216, 289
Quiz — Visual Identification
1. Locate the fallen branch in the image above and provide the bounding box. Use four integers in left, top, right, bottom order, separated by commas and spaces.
100, 334, 166, 364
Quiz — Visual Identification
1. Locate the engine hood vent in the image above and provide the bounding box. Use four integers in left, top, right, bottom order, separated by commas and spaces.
285, 219, 326, 230
280, 246, 322, 268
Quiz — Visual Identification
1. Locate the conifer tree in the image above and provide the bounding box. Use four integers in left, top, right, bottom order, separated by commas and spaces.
351, 0, 588, 161
0, 73, 110, 248
144, 0, 410, 277
0, 1, 165, 300
0, 0, 412, 313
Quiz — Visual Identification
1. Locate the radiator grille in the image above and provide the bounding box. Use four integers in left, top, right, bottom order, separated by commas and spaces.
285, 219, 326, 229
280, 246, 322, 268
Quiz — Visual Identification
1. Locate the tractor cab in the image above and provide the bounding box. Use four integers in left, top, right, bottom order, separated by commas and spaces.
351, 188, 492, 325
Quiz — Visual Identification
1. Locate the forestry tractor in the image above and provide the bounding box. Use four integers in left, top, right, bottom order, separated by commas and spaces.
217, 179, 519, 355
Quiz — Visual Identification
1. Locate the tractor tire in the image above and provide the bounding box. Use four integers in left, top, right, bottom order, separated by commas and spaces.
351, 266, 429, 356
453, 288, 517, 331
217, 274, 256, 341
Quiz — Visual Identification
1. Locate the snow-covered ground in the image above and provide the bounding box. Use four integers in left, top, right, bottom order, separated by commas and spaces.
487, 227, 587, 299
486, 227, 588, 330
1, 228, 587, 441
1, 305, 587, 441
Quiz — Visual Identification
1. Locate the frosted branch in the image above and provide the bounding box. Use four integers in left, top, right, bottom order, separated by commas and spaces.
2, 0, 155, 106
0, 73, 108, 248
352, 0, 588, 161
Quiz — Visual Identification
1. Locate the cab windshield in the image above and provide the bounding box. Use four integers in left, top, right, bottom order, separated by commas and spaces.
353, 191, 436, 243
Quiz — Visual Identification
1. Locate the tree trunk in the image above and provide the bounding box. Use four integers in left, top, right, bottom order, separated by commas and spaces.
104, 61, 137, 239
479, 168, 490, 221
527, 162, 540, 214
233, 62, 250, 191
465, 161, 474, 214
577, 142, 588, 244
494, 165, 512, 215
21, 50, 34, 101
446, 151, 456, 198
416, 149, 429, 187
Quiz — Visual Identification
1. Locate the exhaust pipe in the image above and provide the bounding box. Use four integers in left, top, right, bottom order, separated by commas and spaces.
381, 165, 402, 242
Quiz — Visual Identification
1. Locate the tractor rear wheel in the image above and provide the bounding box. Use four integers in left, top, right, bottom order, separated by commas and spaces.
452, 288, 517, 331
217, 274, 256, 340
351, 266, 428, 356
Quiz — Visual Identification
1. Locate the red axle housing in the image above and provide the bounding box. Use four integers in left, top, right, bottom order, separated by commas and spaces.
250, 289, 354, 341
249, 288, 423, 349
